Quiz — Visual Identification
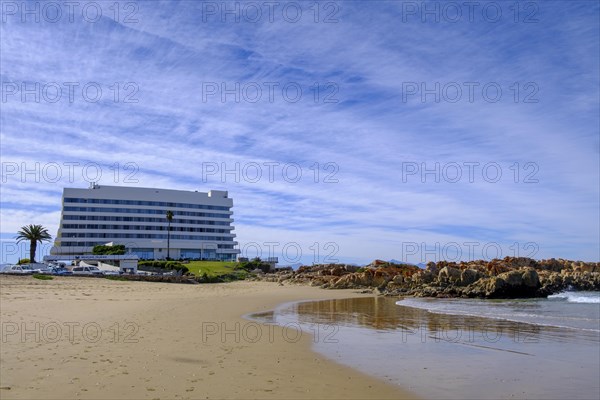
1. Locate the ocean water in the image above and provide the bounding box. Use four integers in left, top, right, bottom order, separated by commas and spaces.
398, 291, 600, 332
251, 292, 600, 400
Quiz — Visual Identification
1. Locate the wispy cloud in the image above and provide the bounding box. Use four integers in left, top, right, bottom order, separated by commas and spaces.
1, 0, 598, 264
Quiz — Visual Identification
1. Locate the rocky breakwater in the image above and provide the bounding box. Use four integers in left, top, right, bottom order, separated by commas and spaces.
252, 258, 600, 299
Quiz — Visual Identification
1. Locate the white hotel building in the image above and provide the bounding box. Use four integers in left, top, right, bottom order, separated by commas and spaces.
51, 184, 240, 261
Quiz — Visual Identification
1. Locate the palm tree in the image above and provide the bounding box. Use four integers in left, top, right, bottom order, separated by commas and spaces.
15, 225, 52, 263
166, 210, 173, 260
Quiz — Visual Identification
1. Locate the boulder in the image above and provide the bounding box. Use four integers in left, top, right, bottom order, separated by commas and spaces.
539, 258, 563, 272
411, 270, 435, 285
499, 270, 523, 287
460, 269, 480, 286
577, 262, 599, 273
412, 285, 440, 297
479, 276, 505, 297
344, 265, 360, 273
486, 261, 511, 276
521, 268, 540, 288
426, 262, 438, 274
372, 270, 391, 287
369, 260, 387, 268
438, 266, 461, 283
331, 270, 374, 289
502, 257, 538, 269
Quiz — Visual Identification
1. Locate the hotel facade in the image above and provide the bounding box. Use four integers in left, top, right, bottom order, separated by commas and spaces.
50, 184, 240, 261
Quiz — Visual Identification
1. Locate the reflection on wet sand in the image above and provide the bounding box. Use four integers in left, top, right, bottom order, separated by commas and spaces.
279, 297, 596, 345
257, 297, 600, 399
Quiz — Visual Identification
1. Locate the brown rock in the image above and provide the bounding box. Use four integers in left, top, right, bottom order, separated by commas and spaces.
438, 266, 461, 283
460, 269, 480, 286
426, 262, 438, 274
521, 268, 540, 288
485, 277, 506, 295
498, 270, 523, 286
370, 260, 387, 267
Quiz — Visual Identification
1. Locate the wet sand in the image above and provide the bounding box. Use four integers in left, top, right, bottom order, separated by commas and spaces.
264, 297, 600, 400
0, 276, 415, 399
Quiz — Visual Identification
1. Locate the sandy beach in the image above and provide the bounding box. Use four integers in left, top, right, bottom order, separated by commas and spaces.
0, 275, 415, 399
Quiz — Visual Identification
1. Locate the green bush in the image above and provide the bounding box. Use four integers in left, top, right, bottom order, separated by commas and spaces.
236, 258, 271, 273
18, 258, 31, 265
92, 245, 126, 255
138, 260, 186, 272
198, 272, 221, 283
235, 271, 248, 280
176, 266, 189, 273
33, 274, 53, 280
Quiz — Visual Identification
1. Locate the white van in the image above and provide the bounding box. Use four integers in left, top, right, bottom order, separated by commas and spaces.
0, 265, 35, 274
71, 266, 104, 276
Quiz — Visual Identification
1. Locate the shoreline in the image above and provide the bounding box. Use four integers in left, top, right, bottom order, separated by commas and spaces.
0, 276, 417, 399
264, 295, 600, 399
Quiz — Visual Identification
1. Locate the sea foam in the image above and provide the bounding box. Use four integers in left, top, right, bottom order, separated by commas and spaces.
548, 291, 600, 304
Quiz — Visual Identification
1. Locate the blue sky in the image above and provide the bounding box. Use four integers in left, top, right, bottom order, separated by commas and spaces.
1, 0, 599, 265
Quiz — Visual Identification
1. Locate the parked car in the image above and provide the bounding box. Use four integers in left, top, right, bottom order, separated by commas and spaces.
21, 263, 52, 273
71, 266, 104, 276
0, 264, 13, 272
0, 265, 35, 274
50, 267, 73, 275
47, 262, 66, 269
101, 270, 121, 276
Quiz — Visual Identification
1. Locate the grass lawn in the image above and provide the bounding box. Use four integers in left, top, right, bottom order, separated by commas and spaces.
184, 261, 238, 277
